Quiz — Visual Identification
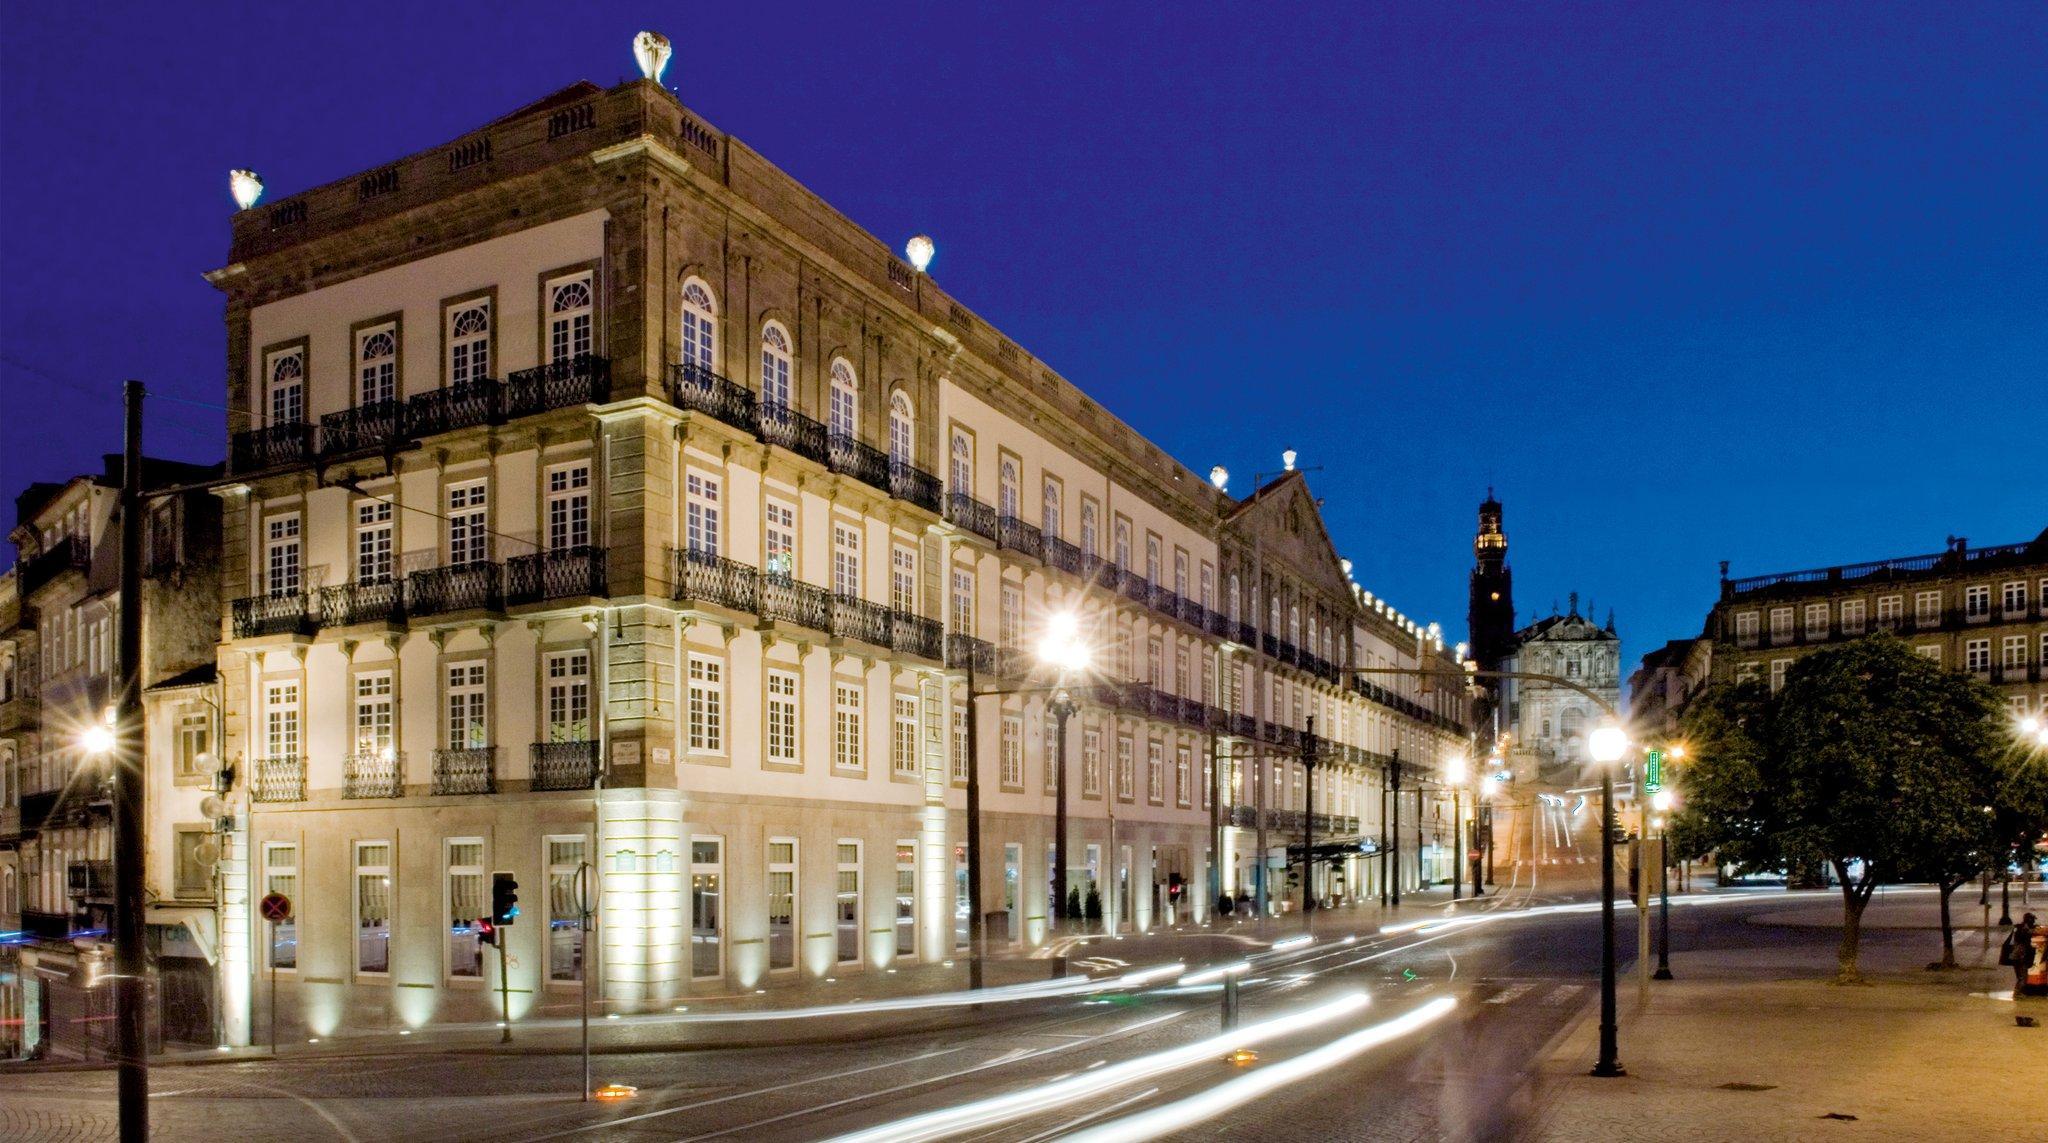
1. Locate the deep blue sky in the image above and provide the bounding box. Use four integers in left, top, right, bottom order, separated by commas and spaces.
4, 3, 2043, 666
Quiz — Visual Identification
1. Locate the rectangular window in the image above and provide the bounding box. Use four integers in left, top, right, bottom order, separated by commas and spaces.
1082, 728, 1103, 797
354, 671, 394, 755
836, 841, 862, 965
1175, 646, 1190, 696
448, 482, 489, 566
547, 836, 587, 982
1769, 659, 1789, 693
1201, 750, 1213, 810
1175, 744, 1192, 808
174, 826, 211, 897
685, 471, 721, 557
767, 839, 797, 971
833, 522, 861, 597
1840, 599, 1866, 636
834, 683, 864, 771
2001, 635, 2027, 669
1043, 715, 1060, 795
356, 840, 393, 975
1000, 715, 1023, 789
766, 670, 800, 766
1965, 585, 1990, 619
447, 839, 486, 978
1877, 596, 1902, 628
1117, 736, 1135, 801
1966, 639, 1991, 672
892, 694, 918, 777
1768, 608, 1791, 639
952, 707, 968, 783
446, 663, 487, 748
547, 273, 594, 364
546, 463, 592, 551
1147, 740, 1165, 803
176, 707, 211, 779
356, 500, 394, 583
999, 585, 1022, 650
890, 545, 916, 613
1733, 611, 1759, 643
2003, 581, 2028, 616
689, 656, 724, 752
895, 841, 917, 958
265, 681, 300, 761
264, 843, 298, 969
691, 838, 724, 979
763, 499, 796, 579
1804, 603, 1828, 638
1915, 591, 1941, 624
1917, 644, 1941, 663
1147, 638, 1163, 687
545, 651, 591, 742
265, 515, 301, 597
448, 299, 491, 386
950, 568, 974, 635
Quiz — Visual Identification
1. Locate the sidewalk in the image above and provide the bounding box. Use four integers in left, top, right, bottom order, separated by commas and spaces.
1529, 889, 2038, 1141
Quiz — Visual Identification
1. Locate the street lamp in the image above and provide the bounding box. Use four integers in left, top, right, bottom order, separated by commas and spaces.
1445, 753, 1468, 902
1651, 787, 1676, 980
1480, 769, 1504, 888
1588, 722, 1629, 1078
1038, 612, 1092, 935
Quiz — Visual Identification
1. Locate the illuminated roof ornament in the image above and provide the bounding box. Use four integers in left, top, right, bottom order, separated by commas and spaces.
633, 31, 673, 84
229, 169, 264, 211
905, 233, 935, 274
1209, 465, 1228, 491
1282, 449, 1297, 472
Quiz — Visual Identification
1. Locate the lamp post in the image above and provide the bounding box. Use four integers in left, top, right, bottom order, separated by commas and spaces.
1589, 723, 1629, 1078
1038, 612, 1091, 935
1446, 753, 1467, 902
1480, 769, 1503, 891
1652, 788, 1676, 980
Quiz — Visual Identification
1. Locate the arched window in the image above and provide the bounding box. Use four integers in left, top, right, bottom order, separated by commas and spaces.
548, 275, 594, 364
1080, 502, 1098, 557
1227, 573, 1241, 621
357, 327, 396, 405
449, 301, 491, 386
1306, 616, 1318, 657
998, 460, 1019, 519
268, 348, 304, 426
828, 358, 858, 443
761, 322, 793, 415
680, 279, 716, 371
949, 432, 972, 495
1290, 605, 1302, 646
1041, 480, 1061, 538
1268, 596, 1280, 636
888, 391, 914, 466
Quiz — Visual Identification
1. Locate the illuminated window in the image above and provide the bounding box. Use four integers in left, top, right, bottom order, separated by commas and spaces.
766, 670, 799, 766
836, 841, 863, 965
834, 683, 864, 771
447, 839, 485, 978
691, 838, 724, 979
355, 840, 393, 975
264, 843, 298, 969
545, 463, 591, 551
829, 358, 859, 443
447, 300, 491, 387
892, 694, 918, 777
889, 391, 914, 466
680, 280, 716, 370
767, 839, 797, 970
761, 322, 792, 415
546, 836, 587, 982
355, 500, 393, 583
688, 655, 724, 753
356, 325, 396, 405
548, 274, 593, 364
447, 482, 488, 566
267, 347, 305, 426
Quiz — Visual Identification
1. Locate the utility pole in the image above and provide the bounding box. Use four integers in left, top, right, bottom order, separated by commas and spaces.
114, 380, 149, 1143
1389, 750, 1402, 908
1208, 732, 1222, 916
1253, 752, 1268, 916
1301, 716, 1317, 924
963, 660, 985, 989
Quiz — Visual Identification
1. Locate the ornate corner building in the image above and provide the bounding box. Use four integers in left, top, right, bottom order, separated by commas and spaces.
8, 55, 1471, 1054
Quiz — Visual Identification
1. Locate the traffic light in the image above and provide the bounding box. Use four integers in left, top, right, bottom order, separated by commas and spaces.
1167, 872, 1185, 903
491, 872, 520, 926
476, 917, 496, 947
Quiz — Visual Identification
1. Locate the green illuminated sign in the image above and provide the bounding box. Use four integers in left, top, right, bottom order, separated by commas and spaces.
1645, 749, 1663, 793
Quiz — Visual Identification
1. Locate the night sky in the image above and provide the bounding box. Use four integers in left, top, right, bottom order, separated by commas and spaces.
3, 3, 2042, 666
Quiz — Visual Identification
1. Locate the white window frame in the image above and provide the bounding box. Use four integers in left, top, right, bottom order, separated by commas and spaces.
354, 839, 394, 977
680, 280, 716, 370
834, 682, 865, 772
355, 499, 394, 584
545, 835, 589, 983
889, 391, 914, 466
1000, 714, 1023, 789
447, 299, 492, 387
446, 838, 486, 980
836, 840, 863, 966
445, 662, 488, 749
766, 669, 800, 767
685, 471, 721, 558
691, 836, 725, 980
761, 322, 794, 414
833, 521, 862, 598
354, 670, 395, 756
356, 324, 397, 406
265, 514, 301, 597
544, 650, 591, 743
263, 842, 299, 971
890, 545, 916, 613
892, 693, 918, 777
267, 347, 305, 427
766, 838, 798, 972
545, 462, 592, 551
688, 654, 724, 754
829, 358, 859, 443
547, 274, 594, 365
447, 481, 489, 567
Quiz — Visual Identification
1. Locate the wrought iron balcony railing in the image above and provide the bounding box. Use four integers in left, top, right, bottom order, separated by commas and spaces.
671, 547, 761, 613
889, 459, 943, 514
253, 755, 306, 803
231, 422, 316, 472
1042, 534, 1084, 576
945, 492, 1000, 541
504, 354, 611, 418
945, 633, 999, 674
344, 751, 405, 799
997, 516, 1043, 557
831, 594, 893, 647
432, 747, 496, 795
890, 612, 944, 661
505, 545, 606, 606
319, 579, 403, 627
828, 432, 892, 489
232, 592, 318, 638
532, 740, 599, 791
407, 561, 502, 616
762, 574, 832, 631
670, 361, 758, 430
320, 399, 407, 455
759, 401, 827, 464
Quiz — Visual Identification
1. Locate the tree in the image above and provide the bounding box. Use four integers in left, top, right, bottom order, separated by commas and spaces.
1671, 635, 2014, 983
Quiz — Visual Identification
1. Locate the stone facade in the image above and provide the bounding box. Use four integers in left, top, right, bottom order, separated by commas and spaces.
190, 64, 1471, 1045
1498, 598, 1623, 785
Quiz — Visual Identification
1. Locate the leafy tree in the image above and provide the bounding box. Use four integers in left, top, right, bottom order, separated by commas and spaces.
1670, 635, 2019, 983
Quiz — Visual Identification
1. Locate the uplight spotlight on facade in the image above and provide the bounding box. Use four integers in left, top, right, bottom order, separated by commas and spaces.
905, 234, 935, 273
633, 32, 673, 83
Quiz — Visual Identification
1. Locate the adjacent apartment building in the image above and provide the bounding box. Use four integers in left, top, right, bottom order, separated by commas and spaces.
0, 457, 223, 1060
180, 48, 1470, 1045
1704, 532, 2048, 712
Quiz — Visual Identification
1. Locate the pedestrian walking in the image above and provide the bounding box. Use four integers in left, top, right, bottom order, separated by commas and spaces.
2003, 912, 2038, 997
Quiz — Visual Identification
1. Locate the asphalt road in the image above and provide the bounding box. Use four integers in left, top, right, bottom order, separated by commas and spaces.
0, 888, 1834, 1143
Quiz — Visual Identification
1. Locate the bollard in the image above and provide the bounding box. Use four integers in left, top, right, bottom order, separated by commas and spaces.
1223, 972, 1240, 1030
1984, 903, 1992, 950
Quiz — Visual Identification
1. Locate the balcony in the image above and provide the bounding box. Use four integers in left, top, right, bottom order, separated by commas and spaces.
1042, 534, 1085, 576
758, 401, 827, 463
1229, 804, 1258, 828
1117, 569, 1149, 605
231, 422, 315, 472
945, 633, 999, 675
232, 592, 317, 638
532, 740, 599, 791
945, 492, 1000, 542
320, 399, 407, 456
406, 378, 502, 437
320, 579, 404, 627
997, 515, 1043, 557
761, 575, 832, 631
504, 354, 611, 417
18, 535, 90, 595
344, 751, 404, 799
432, 747, 496, 795
253, 755, 306, 802
831, 594, 892, 647
670, 361, 757, 430
68, 860, 113, 899
506, 546, 606, 606
889, 460, 943, 514
671, 548, 760, 613
827, 432, 892, 490
407, 561, 502, 617
22, 909, 74, 941
889, 612, 944, 661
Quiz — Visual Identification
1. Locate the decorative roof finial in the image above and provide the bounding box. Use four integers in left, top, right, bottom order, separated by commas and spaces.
1569, 591, 1579, 617
633, 31, 673, 83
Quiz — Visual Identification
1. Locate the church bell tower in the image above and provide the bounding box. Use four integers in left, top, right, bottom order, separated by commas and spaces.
1468, 490, 1516, 673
